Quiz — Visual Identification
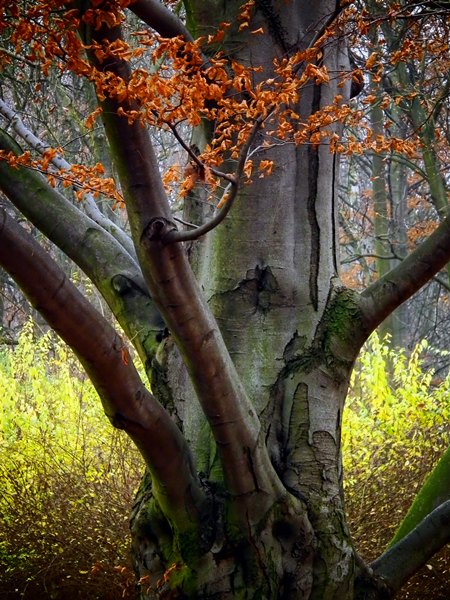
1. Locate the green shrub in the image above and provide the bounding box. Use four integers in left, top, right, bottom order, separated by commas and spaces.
343, 334, 450, 599
0, 321, 144, 599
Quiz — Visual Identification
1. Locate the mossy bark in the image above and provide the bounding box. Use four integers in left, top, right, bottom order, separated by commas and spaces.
389, 444, 450, 547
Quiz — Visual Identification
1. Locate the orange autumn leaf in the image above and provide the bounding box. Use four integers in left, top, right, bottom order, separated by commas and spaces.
216, 192, 230, 209
259, 160, 274, 176
243, 159, 253, 179
85, 107, 103, 129
365, 52, 378, 69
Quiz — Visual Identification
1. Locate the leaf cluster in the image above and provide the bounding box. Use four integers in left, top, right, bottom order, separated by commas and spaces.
0, 0, 428, 208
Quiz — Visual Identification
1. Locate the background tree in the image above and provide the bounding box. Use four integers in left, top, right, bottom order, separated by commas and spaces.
339, 0, 450, 355
0, 1, 449, 599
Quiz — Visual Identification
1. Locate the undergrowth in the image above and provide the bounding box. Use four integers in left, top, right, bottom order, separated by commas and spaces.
0, 326, 448, 599
343, 334, 450, 599
0, 321, 143, 599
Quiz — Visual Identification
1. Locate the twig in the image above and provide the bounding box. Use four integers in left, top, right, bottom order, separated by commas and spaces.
164, 117, 264, 243
0, 46, 37, 68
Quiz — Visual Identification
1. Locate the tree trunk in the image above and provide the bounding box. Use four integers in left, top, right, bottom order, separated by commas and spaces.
129, 3, 363, 597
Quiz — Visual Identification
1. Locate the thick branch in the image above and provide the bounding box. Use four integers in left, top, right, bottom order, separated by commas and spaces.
370, 500, 450, 595
0, 129, 164, 364
360, 214, 450, 333
86, 16, 284, 505
0, 207, 206, 531
128, 0, 193, 41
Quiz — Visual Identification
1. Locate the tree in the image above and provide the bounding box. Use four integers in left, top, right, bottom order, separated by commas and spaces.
338, 0, 450, 352
0, 1, 449, 598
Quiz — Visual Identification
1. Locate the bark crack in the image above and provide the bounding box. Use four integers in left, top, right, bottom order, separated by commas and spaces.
307, 83, 322, 311
331, 150, 339, 275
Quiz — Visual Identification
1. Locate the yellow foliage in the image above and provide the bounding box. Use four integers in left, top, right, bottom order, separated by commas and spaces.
343, 334, 450, 561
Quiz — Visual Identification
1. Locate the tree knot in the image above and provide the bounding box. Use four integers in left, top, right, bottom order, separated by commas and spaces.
141, 217, 177, 245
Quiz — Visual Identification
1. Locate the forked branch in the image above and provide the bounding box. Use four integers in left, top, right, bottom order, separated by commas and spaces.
0, 129, 165, 367
0, 206, 205, 530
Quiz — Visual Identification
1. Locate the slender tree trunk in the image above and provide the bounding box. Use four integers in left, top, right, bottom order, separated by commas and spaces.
368, 75, 393, 342
388, 132, 409, 348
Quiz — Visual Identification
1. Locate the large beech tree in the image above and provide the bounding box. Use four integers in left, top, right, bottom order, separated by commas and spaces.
0, 1, 449, 598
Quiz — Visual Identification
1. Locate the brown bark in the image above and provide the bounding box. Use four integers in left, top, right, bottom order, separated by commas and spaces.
129, 0, 194, 41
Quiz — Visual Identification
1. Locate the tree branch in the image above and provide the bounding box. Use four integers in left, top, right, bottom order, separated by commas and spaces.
360, 213, 450, 333
370, 500, 450, 595
0, 129, 165, 365
0, 98, 136, 261
164, 118, 263, 243
341, 252, 397, 265
388, 444, 450, 548
128, 0, 194, 41
0, 207, 206, 534
0, 46, 37, 67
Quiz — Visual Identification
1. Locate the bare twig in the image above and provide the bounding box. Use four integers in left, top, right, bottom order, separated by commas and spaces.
166, 120, 235, 183
164, 117, 264, 243
0, 99, 137, 261
0, 46, 37, 68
